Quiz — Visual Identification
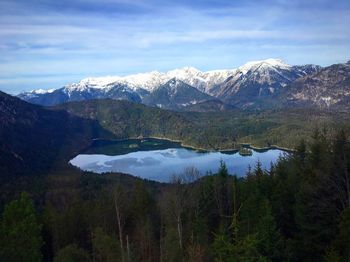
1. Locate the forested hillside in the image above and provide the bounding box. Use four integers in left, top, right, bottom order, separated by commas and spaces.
0, 130, 349, 261
57, 99, 350, 150
3, 91, 349, 183
0, 91, 113, 183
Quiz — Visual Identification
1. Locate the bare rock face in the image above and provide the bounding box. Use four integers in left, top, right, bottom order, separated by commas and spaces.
142, 78, 214, 110
211, 60, 321, 109
286, 61, 350, 111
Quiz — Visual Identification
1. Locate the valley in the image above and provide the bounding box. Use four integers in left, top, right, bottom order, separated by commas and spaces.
56, 98, 350, 150
2, 87, 350, 185
1, 59, 349, 262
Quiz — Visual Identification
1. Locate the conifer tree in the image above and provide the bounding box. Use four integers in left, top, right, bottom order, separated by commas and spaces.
0, 192, 43, 261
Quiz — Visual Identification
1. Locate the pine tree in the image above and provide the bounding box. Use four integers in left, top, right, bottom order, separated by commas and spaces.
295, 139, 307, 169
256, 199, 283, 261
131, 180, 156, 261
254, 160, 264, 177
92, 227, 120, 262
0, 192, 43, 261
334, 207, 350, 261
54, 244, 91, 262
214, 161, 231, 232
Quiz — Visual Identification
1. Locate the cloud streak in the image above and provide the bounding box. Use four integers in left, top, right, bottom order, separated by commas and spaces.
0, 0, 349, 93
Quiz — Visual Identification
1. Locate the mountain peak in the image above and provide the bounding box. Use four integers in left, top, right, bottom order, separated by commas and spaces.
18, 59, 324, 109
262, 58, 286, 65
238, 58, 290, 74
162, 78, 187, 89
79, 76, 122, 87
243, 58, 288, 67
167, 66, 201, 77
31, 88, 55, 94
181, 66, 201, 72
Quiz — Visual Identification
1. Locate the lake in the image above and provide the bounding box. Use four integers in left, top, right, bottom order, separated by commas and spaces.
69, 138, 287, 182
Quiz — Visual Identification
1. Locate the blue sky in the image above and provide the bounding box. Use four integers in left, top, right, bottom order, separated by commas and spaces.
0, 0, 349, 94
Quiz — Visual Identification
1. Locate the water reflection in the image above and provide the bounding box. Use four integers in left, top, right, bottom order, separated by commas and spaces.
70, 147, 286, 182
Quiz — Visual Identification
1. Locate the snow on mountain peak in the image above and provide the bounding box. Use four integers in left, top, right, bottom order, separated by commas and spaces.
245, 58, 287, 67
167, 67, 201, 80
239, 58, 290, 74
122, 71, 165, 90
79, 76, 122, 87
31, 88, 55, 94
63, 72, 166, 93
262, 58, 287, 66
25, 58, 291, 95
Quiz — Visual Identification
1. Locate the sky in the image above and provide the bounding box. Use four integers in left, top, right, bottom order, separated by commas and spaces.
0, 0, 349, 94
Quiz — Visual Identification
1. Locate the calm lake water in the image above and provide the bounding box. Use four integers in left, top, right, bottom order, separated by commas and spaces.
69, 138, 287, 182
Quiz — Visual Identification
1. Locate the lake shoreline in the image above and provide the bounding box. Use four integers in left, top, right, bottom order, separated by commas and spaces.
71, 141, 286, 182
91, 136, 295, 153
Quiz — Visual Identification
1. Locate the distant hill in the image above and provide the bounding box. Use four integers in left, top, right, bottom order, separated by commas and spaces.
56, 98, 350, 151
183, 99, 236, 112
0, 91, 109, 182
55, 98, 192, 140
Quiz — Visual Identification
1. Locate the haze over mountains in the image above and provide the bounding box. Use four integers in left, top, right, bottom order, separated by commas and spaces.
18, 59, 350, 111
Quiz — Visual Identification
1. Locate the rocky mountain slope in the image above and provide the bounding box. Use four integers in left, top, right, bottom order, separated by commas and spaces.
212, 59, 321, 108
17, 59, 350, 111
18, 66, 233, 108
17, 82, 143, 106
142, 78, 214, 110
285, 61, 350, 111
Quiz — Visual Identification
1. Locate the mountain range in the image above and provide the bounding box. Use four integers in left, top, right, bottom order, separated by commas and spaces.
17, 59, 350, 111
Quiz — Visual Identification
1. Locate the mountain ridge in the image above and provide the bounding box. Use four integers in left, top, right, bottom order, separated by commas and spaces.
142, 78, 214, 110
0, 91, 113, 182
284, 61, 350, 111
16, 59, 350, 111
19, 58, 307, 95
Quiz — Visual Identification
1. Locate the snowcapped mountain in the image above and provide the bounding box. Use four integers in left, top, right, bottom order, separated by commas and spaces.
211, 59, 321, 108
18, 82, 143, 106
18, 65, 237, 108
166, 67, 235, 93
67, 67, 234, 93
18, 58, 340, 111
142, 78, 214, 110
21, 66, 233, 97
